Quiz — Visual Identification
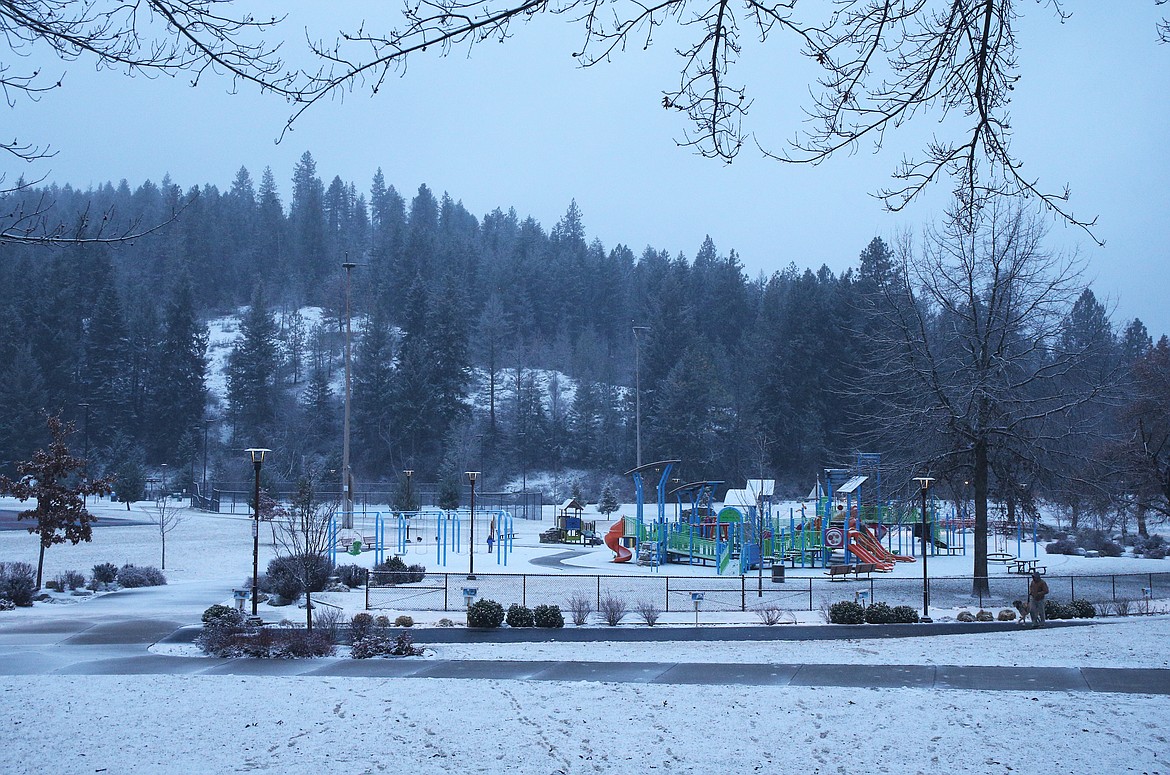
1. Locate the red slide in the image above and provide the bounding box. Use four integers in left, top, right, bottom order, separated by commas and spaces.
856, 525, 916, 563
846, 531, 894, 571
605, 518, 632, 563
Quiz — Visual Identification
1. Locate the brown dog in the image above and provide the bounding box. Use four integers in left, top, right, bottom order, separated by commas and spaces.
1012, 599, 1031, 624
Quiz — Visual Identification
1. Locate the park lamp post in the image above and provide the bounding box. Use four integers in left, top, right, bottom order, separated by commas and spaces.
78, 402, 91, 505
341, 259, 357, 530
466, 471, 479, 580
915, 476, 934, 621
404, 469, 414, 539
246, 448, 270, 617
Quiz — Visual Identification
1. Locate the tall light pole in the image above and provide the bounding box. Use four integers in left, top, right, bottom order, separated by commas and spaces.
466, 471, 479, 580
915, 476, 934, 621
202, 419, 212, 498
632, 326, 650, 468
247, 448, 271, 617
341, 259, 357, 529
404, 469, 413, 539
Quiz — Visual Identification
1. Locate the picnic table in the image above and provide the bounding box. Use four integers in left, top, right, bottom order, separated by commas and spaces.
1008, 558, 1045, 575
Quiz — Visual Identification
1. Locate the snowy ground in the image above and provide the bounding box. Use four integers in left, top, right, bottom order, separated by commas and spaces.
1, 496, 1168, 774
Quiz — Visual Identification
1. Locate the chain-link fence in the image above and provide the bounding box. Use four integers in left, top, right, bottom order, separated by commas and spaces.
365, 570, 1170, 614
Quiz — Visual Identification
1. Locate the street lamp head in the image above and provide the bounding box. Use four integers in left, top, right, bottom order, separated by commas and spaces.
465, 471, 479, 484
914, 476, 934, 491
246, 448, 271, 465
342, 261, 357, 270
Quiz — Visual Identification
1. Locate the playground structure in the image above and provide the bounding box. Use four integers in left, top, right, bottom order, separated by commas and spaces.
539, 499, 600, 545
328, 507, 516, 569
604, 452, 980, 576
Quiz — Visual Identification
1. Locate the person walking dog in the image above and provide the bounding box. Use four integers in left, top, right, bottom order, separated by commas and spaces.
1028, 571, 1049, 628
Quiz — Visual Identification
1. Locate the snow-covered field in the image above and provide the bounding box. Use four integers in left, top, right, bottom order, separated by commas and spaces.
1, 496, 1168, 774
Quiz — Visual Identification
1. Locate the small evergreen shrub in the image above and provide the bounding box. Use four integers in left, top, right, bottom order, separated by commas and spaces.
1070, 599, 1096, 619
351, 632, 424, 659
92, 563, 118, 585
374, 615, 391, 630
394, 615, 415, 628
1045, 539, 1077, 555
505, 604, 535, 628
0, 562, 36, 607
334, 564, 367, 588
997, 608, 1017, 621
467, 598, 505, 628
975, 610, 994, 622
202, 604, 243, 625
350, 613, 375, 641
261, 555, 332, 601
437, 618, 456, 627
828, 601, 865, 624
863, 602, 896, 624
956, 610, 976, 622
598, 595, 627, 626
116, 564, 167, 588
370, 556, 427, 585
891, 605, 920, 624
533, 604, 564, 628
1045, 600, 1074, 620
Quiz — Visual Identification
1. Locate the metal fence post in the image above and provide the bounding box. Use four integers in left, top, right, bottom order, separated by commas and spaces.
809, 578, 813, 612
665, 576, 670, 613
364, 568, 369, 610
522, 574, 527, 607
443, 573, 448, 611
741, 575, 746, 612
597, 576, 601, 610
1112, 574, 1116, 602
1071, 576, 1076, 601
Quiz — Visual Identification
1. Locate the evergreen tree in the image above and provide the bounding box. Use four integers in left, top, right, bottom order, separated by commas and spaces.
145, 278, 208, 462
227, 285, 281, 447
352, 307, 397, 475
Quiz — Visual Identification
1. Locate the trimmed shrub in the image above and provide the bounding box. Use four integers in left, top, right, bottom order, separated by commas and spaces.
505, 604, 535, 628
533, 604, 564, 628
891, 605, 920, 624
956, 610, 976, 622
1069, 599, 1096, 619
0, 562, 36, 607
374, 615, 391, 630
350, 613, 375, 641
261, 554, 332, 602
394, 615, 415, 628
467, 599, 505, 628
352, 632, 424, 659
202, 604, 244, 626
116, 564, 167, 588
334, 564, 367, 588
997, 608, 1018, 621
92, 563, 118, 585
1045, 539, 1076, 555
863, 602, 896, 624
828, 601, 865, 624
975, 610, 994, 622
1045, 600, 1074, 620
238, 626, 335, 658
370, 556, 426, 585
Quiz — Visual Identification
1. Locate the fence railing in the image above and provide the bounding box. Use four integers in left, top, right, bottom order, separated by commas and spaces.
364, 570, 1170, 614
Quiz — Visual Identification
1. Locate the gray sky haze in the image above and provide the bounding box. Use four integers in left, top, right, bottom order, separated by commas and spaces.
5, 2, 1168, 335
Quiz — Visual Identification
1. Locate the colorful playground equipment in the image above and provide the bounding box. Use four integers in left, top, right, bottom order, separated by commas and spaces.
328, 507, 515, 568
604, 517, 632, 562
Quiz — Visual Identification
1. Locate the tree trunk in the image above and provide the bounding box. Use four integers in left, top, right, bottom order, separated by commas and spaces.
971, 439, 990, 597
305, 589, 313, 631
36, 542, 46, 590
161, 533, 167, 570
1137, 504, 1149, 539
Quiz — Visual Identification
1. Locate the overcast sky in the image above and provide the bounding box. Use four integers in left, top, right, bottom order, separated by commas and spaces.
4, 2, 1168, 336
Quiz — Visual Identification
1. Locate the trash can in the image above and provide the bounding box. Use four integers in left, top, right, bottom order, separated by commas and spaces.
771, 565, 785, 583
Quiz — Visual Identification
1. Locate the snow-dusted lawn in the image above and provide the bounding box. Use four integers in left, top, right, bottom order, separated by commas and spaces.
2, 496, 1168, 774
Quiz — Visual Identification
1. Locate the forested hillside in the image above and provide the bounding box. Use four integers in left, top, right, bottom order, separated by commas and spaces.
1, 152, 1167, 535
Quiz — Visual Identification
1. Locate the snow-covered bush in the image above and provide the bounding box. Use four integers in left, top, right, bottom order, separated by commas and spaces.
1045, 539, 1076, 555
466, 599, 505, 628
116, 564, 166, 588
598, 595, 627, 626
505, 604, 534, 628
891, 605, 920, 623
394, 615, 414, 628
334, 564, 366, 588
0, 598, 15, 611
566, 594, 592, 626
997, 609, 1017, 621
0, 562, 37, 606
956, 610, 976, 622
369, 556, 426, 586
349, 613, 375, 641
975, 610, 994, 622
828, 601, 865, 624
1069, 599, 1096, 619
92, 563, 118, 585
261, 554, 331, 602
351, 632, 423, 659
863, 602, 896, 624
634, 600, 662, 626
533, 604, 564, 628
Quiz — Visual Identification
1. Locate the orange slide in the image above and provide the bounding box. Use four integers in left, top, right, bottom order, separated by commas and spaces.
605, 518, 632, 563
845, 531, 894, 571
855, 525, 916, 563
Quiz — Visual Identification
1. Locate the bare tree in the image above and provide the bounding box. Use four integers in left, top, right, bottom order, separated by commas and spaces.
150, 494, 186, 570
273, 473, 337, 631
858, 201, 1116, 595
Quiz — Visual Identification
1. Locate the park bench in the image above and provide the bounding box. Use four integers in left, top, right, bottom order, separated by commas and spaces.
852, 562, 877, 579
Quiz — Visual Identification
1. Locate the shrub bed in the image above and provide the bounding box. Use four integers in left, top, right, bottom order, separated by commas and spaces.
828, 601, 865, 624
533, 604, 564, 628
116, 564, 167, 588
505, 604, 535, 628
467, 599, 505, 628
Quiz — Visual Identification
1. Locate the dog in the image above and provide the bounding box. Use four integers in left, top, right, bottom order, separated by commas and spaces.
1012, 599, 1032, 624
